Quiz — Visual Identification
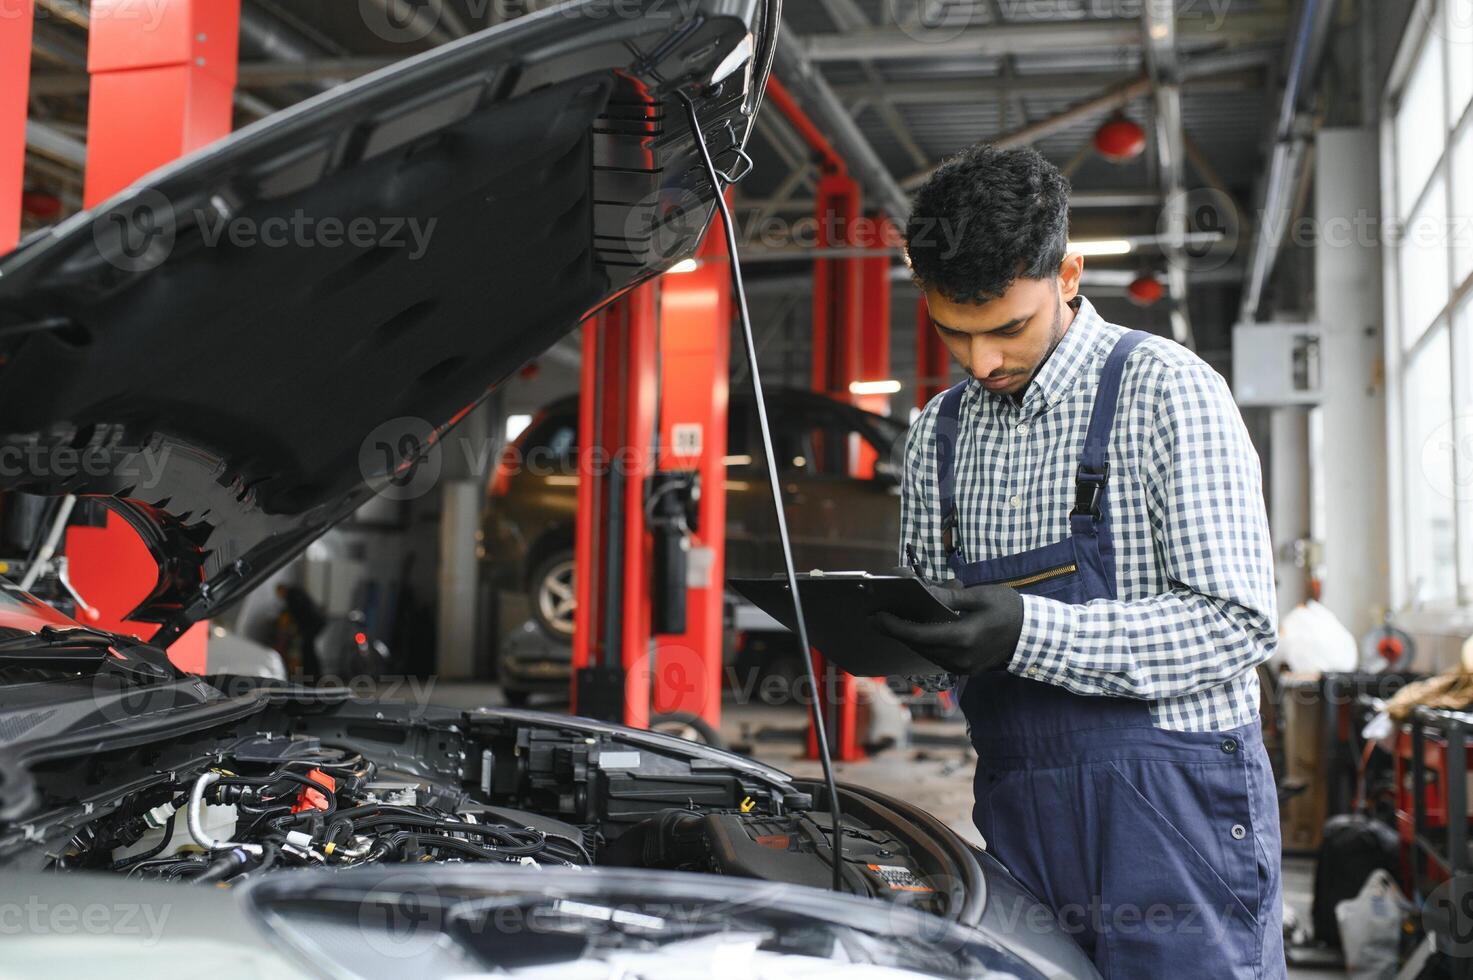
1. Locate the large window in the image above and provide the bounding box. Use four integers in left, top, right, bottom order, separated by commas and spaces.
1388, 0, 1473, 606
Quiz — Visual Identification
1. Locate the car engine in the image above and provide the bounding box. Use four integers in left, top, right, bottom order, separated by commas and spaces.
6, 693, 970, 921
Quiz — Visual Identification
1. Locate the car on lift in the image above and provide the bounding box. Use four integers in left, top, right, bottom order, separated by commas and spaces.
481, 388, 907, 699
0, 2, 1096, 977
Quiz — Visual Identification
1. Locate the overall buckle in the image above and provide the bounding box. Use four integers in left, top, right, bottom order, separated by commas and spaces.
941, 507, 959, 556
1071, 464, 1110, 519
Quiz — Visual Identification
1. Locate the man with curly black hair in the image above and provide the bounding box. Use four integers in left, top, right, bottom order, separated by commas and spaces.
874, 143, 1284, 978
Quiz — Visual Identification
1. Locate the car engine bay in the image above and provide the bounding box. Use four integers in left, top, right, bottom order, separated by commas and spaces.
1, 688, 977, 921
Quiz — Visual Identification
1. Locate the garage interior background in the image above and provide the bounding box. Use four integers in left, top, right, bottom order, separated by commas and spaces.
5, 0, 1473, 965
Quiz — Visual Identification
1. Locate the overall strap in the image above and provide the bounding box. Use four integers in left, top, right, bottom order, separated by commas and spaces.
1073, 330, 1151, 519
934, 381, 970, 557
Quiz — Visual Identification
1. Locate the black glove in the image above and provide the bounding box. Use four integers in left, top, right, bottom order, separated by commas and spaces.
871, 581, 1024, 675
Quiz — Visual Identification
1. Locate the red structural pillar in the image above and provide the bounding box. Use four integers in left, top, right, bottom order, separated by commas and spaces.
83, 0, 239, 205
808, 172, 866, 762
67, 0, 241, 672
916, 296, 951, 409
852, 215, 896, 477
0, 0, 33, 253
652, 212, 732, 730
810, 173, 862, 401
571, 283, 660, 731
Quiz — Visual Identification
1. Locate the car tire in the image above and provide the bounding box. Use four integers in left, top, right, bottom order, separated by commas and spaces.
528, 550, 577, 642
503, 688, 533, 708
650, 712, 724, 749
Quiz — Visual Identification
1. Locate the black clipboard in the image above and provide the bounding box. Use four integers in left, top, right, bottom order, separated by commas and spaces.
728, 571, 959, 677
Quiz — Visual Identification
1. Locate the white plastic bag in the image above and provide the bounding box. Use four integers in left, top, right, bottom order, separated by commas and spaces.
1335, 869, 1407, 980
1277, 599, 1358, 675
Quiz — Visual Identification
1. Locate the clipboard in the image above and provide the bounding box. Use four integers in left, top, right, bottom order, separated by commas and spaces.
727, 571, 959, 677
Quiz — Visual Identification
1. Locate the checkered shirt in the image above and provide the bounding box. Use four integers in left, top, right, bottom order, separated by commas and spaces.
900, 296, 1277, 732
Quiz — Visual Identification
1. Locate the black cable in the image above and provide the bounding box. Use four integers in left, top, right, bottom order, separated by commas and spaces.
108, 814, 177, 871
678, 90, 845, 893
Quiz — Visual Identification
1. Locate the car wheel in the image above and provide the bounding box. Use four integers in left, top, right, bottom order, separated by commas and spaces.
503, 688, 533, 708
529, 551, 577, 641
650, 712, 724, 749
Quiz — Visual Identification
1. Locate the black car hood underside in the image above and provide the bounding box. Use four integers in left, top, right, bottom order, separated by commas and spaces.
0, 1, 776, 644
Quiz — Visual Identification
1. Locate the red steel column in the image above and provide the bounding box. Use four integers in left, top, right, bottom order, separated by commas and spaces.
67, 0, 240, 672
571, 282, 660, 730
810, 173, 862, 400
916, 296, 951, 409
83, 0, 239, 206
852, 215, 895, 477
653, 212, 731, 730
808, 173, 865, 762
0, 0, 33, 253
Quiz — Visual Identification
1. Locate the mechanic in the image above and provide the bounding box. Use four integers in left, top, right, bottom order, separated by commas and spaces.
873, 144, 1283, 979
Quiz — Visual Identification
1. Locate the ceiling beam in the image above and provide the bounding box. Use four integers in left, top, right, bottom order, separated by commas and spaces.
800, 13, 1288, 62
772, 27, 912, 222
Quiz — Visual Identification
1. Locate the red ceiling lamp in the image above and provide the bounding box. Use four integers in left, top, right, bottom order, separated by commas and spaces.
21, 191, 62, 221
1127, 274, 1166, 306
1093, 113, 1147, 163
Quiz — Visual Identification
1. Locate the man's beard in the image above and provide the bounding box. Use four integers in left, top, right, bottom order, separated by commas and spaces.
1024, 296, 1069, 385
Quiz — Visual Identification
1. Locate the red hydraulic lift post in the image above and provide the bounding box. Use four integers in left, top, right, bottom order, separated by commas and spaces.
652, 211, 732, 730
768, 77, 868, 762
916, 297, 951, 409
852, 215, 896, 478
571, 282, 661, 731
66, 0, 241, 673
0, 0, 33, 254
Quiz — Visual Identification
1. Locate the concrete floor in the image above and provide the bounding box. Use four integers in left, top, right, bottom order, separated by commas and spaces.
426, 681, 1344, 976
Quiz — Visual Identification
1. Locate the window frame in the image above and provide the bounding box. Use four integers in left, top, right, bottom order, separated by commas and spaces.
1384, 0, 1473, 608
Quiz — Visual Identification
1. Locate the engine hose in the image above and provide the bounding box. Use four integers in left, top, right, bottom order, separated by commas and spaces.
349, 814, 544, 854
187, 772, 263, 855
109, 814, 177, 871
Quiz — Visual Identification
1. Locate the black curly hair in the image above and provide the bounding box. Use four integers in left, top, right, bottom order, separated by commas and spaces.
905, 144, 1071, 304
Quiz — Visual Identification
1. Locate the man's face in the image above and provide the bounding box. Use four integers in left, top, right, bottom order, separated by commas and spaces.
922, 257, 1083, 397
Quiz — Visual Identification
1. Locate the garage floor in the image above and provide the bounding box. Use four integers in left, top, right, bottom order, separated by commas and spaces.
425, 682, 1342, 976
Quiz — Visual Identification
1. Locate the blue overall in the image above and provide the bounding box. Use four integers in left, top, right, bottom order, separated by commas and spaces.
934, 331, 1285, 978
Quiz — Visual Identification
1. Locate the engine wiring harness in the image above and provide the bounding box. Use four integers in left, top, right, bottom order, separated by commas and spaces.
81, 746, 590, 886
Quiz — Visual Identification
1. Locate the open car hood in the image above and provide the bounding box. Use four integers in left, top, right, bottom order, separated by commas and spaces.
0, 0, 777, 645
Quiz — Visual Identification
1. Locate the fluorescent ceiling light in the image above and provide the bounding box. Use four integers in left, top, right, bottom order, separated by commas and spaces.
1068, 239, 1134, 257
668, 258, 701, 274
849, 379, 903, 396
